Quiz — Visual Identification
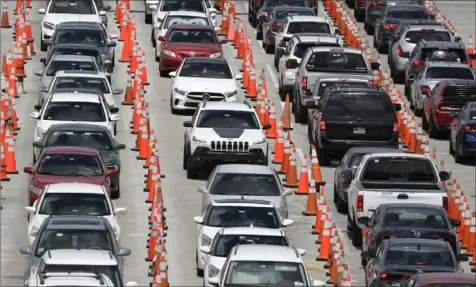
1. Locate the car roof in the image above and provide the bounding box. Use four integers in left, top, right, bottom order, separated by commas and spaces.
421, 40, 464, 48
366, 152, 429, 159
413, 272, 476, 284
54, 70, 107, 78
200, 101, 254, 111
406, 24, 450, 31
220, 227, 285, 236
287, 15, 328, 22
346, 147, 405, 155
294, 33, 339, 43
51, 55, 96, 62
273, 6, 314, 12
50, 92, 101, 103
216, 164, 274, 175
387, 3, 427, 10
184, 57, 228, 64
211, 199, 274, 207
309, 46, 362, 54
45, 215, 108, 231
386, 238, 449, 247
39, 273, 113, 287
45, 182, 107, 194
52, 44, 101, 52
168, 24, 214, 30
42, 249, 117, 266
425, 62, 473, 69
230, 245, 302, 263
57, 22, 103, 30
43, 146, 100, 156
380, 203, 445, 211
167, 10, 208, 17
48, 123, 109, 132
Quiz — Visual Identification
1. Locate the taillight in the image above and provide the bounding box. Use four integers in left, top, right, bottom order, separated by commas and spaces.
443, 196, 448, 211
438, 104, 452, 112
420, 85, 432, 96
464, 125, 476, 132
301, 76, 308, 90
357, 195, 364, 212
271, 22, 281, 29
319, 117, 326, 131
412, 60, 426, 67
285, 60, 294, 69
397, 45, 404, 57
461, 60, 471, 65
379, 273, 388, 280
393, 119, 399, 132
394, 33, 400, 41
384, 24, 396, 30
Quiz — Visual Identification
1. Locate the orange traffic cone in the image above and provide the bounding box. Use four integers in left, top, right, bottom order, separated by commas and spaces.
302, 179, 317, 215
283, 94, 292, 130
310, 145, 323, 182
122, 73, 134, 105
316, 216, 332, 261
3, 129, 17, 174
246, 66, 258, 99
279, 136, 291, 174
295, 154, 310, 195
137, 123, 149, 160
266, 101, 277, 138
272, 118, 284, 164
1, 0, 11, 28
283, 145, 298, 188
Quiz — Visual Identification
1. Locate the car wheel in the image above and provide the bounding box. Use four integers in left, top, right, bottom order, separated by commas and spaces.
186, 154, 199, 179
182, 146, 188, 170
111, 182, 120, 199
422, 113, 429, 130
32, 151, 36, 164
40, 39, 47, 52
113, 122, 118, 136
428, 116, 440, 138
455, 141, 464, 163
317, 147, 331, 166
377, 42, 386, 54
356, 10, 365, 22
294, 98, 307, 123
333, 184, 339, 203
412, 102, 422, 117
251, 15, 257, 28
449, 136, 454, 154
393, 70, 404, 84
278, 82, 286, 101
262, 39, 266, 49
265, 43, 274, 54
151, 31, 156, 47
274, 56, 279, 70
364, 22, 373, 35
196, 252, 204, 277
145, 13, 152, 24
159, 66, 168, 77
373, 34, 378, 48
351, 217, 362, 247
364, 270, 369, 287
256, 29, 263, 40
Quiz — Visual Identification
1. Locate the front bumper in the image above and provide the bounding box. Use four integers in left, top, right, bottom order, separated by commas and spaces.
172, 91, 237, 110
29, 191, 41, 206
160, 54, 183, 71
41, 26, 54, 41
190, 146, 267, 166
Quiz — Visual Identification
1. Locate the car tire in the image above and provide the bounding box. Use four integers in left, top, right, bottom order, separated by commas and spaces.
40, 39, 47, 52
355, 10, 364, 22
145, 13, 152, 24
265, 43, 274, 54
412, 104, 422, 117
365, 22, 373, 35
351, 217, 362, 247
170, 95, 178, 115
454, 141, 464, 164
251, 15, 257, 28
182, 146, 188, 170
317, 147, 331, 166
377, 42, 386, 54
111, 183, 120, 199
294, 98, 307, 124
196, 253, 204, 277
428, 116, 440, 139
159, 67, 169, 78
449, 136, 455, 154
422, 113, 429, 130
114, 122, 117, 136
278, 84, 286, 101
256, 30, 263, 40
32, 151, 36, 164
393, 70, 404, 84
151, 30, 156, 47
186, 153, 199, 179
335, 185, 348, 213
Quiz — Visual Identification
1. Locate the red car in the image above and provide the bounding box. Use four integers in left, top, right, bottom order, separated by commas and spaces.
407, 272, 476, 287
157, 24, 226, 77
23, 146, 116, 206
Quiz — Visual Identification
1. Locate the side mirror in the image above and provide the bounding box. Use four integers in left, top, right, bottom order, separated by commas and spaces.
113, 88, 123, 95
107, 169, 118, 177
209, 8, 218, 13
219, 39, 228, 44
208, 277, 219, 286
32, 141, 42, 148
20, 246, 30, 255
284, 190, 293, 196
107, 41, 117, 47
117, 248, 131, 256
278, 41, 287, 48
454, 36, 462, 42
35, 70, 44, 77
104, 59, 112, 65
158, 35, 166, 42
296, 248, 306, 256
169, 71, 176, 77
116, 144, 126, 150
286, 59, 299, 69
24, 166, 33, 174
450, 219, 461, 227
361, 250, 372, 260
457, 254, 469, 262
198, 186, 207, 193
125, 282, 139, 287
25, 206, 36, 214
200, 246, 211, 254
305, 101, 316, 109
31, 111, 41, 119
439, 171, 450, 181
235, 74, 243, 80
104, 6, 111, 11
38, 8, 46, 14
408, 74, 416, 81
341, 169, 354, 180
40, 58, 46, 64
109, 107, 120, 114
358, 216, 370, 225
429, 14, 435, 20
370, 62, 380, 71
282, 219, 294, 227
262, 123, 272, 130
114, 207, 127, 215
215, 27, 221, 33
393, 103, 402, 112
109, 34, 118, 40
183, 121, 193, 128
40, 85, 49, 92
193, 216, 204, 224
99, 10, 107, 16
110, 114, 120, 121
149, 5, 157, 11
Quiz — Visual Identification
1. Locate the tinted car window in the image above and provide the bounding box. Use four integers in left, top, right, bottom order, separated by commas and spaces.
428, 284, 476, 287
422, 48, 468, 62
180, 62, 232, 79
212, 235, 287, 257
206, 206, 280, 228
265, 0, 306, 7
162, 0, 205, 12
348, 153, 366, 168
53, 77, 110, 93
294, 42, 340, 58
470, 111, 476, 120
44, 102, 106, 122
426, 67, 474, 80
384, 208, 447, 228
49, 0, 95, 14
168, 28, 216, 43
46, 60, 97, 76
51, 49, 102, 66
404, 30, 451, 44
325, 93, 395, 118
39, 193, 110, 216
210, 173, 280, 196
225, 261, 307, 286
164, 16, 209, 28
38, 154, 103, 176
55, 29, 105, 47
385, 245, 455, 267
275, 9, 314, 19
45, 131, 115, 151
287, 22, 330, 34
316, 81, 370, 99
362, 157, 436, 182
387, 10, 429, 19
306, 52, 368, 73
196, 111, 260, 129
42, 265, 121, 287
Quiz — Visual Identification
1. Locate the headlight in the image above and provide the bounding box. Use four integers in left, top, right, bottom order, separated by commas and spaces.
208, 265, 220, 278
174, 87, 187, 95
209, 52, 222, 58
162, 50, 177, 57
201, 234, 212, 246
29, 225, 39, 237
29, 185, 43, 195
36, 127, 46, 138
225, 90, 238, 98
253, 138, 266, 145
192, 136, 206, 143
43, 22, 55, 30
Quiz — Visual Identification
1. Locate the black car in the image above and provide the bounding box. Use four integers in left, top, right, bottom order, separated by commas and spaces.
307, 85, 401, 165
362, 238, 468, 287
32, 122, 125, 198
373, 4, 431, 53
450, 101, 476, 163
249, 0, 308, 29
364, 0, 424, 34
42, 44, 106, 71
360, 203, 461, 265
333, 147, 404, 213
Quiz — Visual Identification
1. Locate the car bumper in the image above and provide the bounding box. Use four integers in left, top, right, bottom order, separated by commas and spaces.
160, 55, 183, 71
318, 135, 399, 154
145, 3, 155, 15
41, 27, 54, 40
378, 31, 392, 45
265, 32, 276, 45
172, 91, 237, 110
197, 248, 207, 270
29, 191, 41, 206
190, 146, 267, 166
282, 71, 296, 87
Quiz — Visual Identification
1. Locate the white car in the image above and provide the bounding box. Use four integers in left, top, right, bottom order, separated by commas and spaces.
30, 90, 119, 143
39, 0, 106, 51
193, 199, 294, 276
201, 227, 299, 287
170, 57, 241, 113
25, 182, 125, 245
149, 0, 217, 28
153, 11, 216, 60
25, 272, 118, 287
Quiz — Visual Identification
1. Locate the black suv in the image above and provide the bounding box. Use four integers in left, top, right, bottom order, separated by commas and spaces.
306, 85, 401, 165
248, 0, 309, 29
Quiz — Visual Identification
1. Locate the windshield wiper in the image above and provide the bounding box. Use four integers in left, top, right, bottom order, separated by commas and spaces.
68, 173, 92, 177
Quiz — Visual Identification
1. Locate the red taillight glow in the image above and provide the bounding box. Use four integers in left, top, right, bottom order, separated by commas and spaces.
384, 24, 396, 30
357, 195, 364, 212
343, 178, 352, 184
271, 22, 281, 29
397, 45, 404, 57
464, 125, 476, 132
301, 76, 308, 90
438, 104, 452, 111
443, 196, 449, 211
420, 85, 432, 96
412, 60, 426, 67
379, 273, 388, 280
461, 61, 471, 65
319, 118, 326, 131
372, 0, 378, 5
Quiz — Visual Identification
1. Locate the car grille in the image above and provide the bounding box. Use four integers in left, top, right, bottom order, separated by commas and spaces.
178, 52, 209, 58
187, 92, 225, 101
211, 141, 250, 152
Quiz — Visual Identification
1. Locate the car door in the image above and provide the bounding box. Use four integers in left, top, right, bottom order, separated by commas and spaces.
411, 69, 425, 105
334, 152, 347, 190
367, 245, 383, 284
366, 208, 381, 252
424, 81, 440, 120
451, 108, 464, 147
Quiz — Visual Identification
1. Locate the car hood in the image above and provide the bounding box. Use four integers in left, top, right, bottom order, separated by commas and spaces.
163, 42, 221, 54
383, 264, 457, 274
208, 194, 282, 209
380, 227, 456, 240
175, 77, 237, 92
192, 128, 265, 140
43, 14, 101, 26
31, 174, 106, 188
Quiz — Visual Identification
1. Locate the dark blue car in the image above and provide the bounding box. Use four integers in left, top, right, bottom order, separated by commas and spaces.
450, 101, 476, 163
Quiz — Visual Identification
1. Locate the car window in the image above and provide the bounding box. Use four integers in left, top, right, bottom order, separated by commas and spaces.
404, 30, 451, 44
211, 235, 288, 257
179, 61, 232, 79
384, 208, 447, 228
422, 48, 468, 62
210, 173, 280, 196
53, 77, 110, 94
164, 16, 209, 29
42, 265, 121, 286
167, 28, 216, 43
287, 22, 331, 34
316, 81, 369, 99
43, 102, 106, 122
294, 42, 339, 58
161, 0, 205, 12
52, 49, 102, 65
49, 0, 96, 14
325, 92, 395, 118
275, 9, 314, 19
362, 157, 436, 182
427, 284, 476, 287
306, 51, 368, 73
347, 153, 366, 168
39, 193, 110, 216
265, 0, 306, 7
205, 206, 280, 228
225, 261, 307, 286
196, 110, 260, 129
44, 131, 115, 151
46, 60, 97, 76
38, 154, 103, 176
386, 9, 429, 19
425, 67, 474, 80
54, 29, 105, 47
385, 245, 455, 267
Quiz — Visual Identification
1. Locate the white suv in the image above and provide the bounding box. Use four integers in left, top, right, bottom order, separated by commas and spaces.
26, 272, 117, 287
182, 101, 271, 179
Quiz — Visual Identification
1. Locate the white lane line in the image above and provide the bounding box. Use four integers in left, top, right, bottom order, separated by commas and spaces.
265, 64, 279, 88
296, 148, 304, 162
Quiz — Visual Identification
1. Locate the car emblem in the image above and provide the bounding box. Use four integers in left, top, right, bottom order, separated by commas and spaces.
202, 93, 210, 101
414, 232, 421, 238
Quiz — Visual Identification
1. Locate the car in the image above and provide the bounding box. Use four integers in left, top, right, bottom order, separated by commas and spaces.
405, 272, 476, 287
450, 101, 476, 163
345, 152, 450, 247
363, 0, 424, 34
333, 147, 404, 213
193, 199, 295, 276
201, 227, 295, 286
24, 182, 125, 245
207, 244, 323, 287
41, 44, 109, 73
361, 238, 468, 287
182, 101, 271, 179
48, 22, 117, 72
93, 0, 111, 28
157, 24, 226, 77
27, 249, 138, 287
409, 62, 475, 116
422, 79, 476, 138
276, 32, 344, 105
388, 21, 454, 83
307, 85, 401, 165
42, 70, 122, 109
149, 0, 217, 27
38, 0, 106, 51
169, 57, 242, 113
403, 40, 472, 95
24, 272, 118, 287
21, 214, 130, 280
23, 146, 117, 206
373, 3, 432, 53
259, 6, 315, 43
31, 89, 119, 144
249, 0, 309, 29
360, 203, 461, 267
198, 164, 293, 218
153, 11, 214, 55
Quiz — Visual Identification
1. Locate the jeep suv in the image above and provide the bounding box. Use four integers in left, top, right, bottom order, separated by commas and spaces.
182, 101, 271, 178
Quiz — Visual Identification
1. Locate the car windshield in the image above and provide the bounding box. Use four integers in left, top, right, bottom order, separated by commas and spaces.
316, 81, 370, 99
428, 284, 476, 287
306, 51, 368, 73
275, 9, 314, 20
39, 193, 110, 216
167, 28, 216, 43
385, 245, 455, 267
54, 29, 105, 47
362, 157, 436, 182
43, 102, 106, 122
426, 67, 475, 80
49, 0, 96, 14
265, 0, 306, 7
161, 0, 205, 12
210, 173, 280, 196
347, 153, 367, 168
38, 154, 103, 177
225, 261, 307, 286
196, 111, 260, 129
179, 62, 232, 79
46, 60, 97, 76
387, 9, 429, 19
164, 16, 209, 28
422, 48, 468, 62
51, 49, 102, 65
44, 131, 115, 151
287, 22, 331, 34
404, 30, 451, 44
205, 206, 280, 228
35, 229, 113, 257
294, 42, 341, 58
212, 235, 288, 257
41, 265, 121, 286
384, 208, 447, 228
53, 77, 110, 94
325, 92, 396, 118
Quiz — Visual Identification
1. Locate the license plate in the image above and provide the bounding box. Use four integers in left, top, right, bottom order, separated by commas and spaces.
353, 127, 366, 134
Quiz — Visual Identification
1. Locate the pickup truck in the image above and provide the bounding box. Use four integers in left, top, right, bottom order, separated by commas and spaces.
344, 152, 450, 247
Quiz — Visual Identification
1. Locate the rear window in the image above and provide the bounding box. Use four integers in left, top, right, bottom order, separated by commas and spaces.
49, 0, 96, 14
265, 0, 306, 7
161, 0, 205, 12
287, 22, 331, 34
421, 48, 468, 62
442, 85, 476, 98
426, 67, 475, 80
428, 284, 476, 287
404, 30, 451, 44
470, 111, 476, 120
53, 49, 101, 65
275, 9, 314, 19
205, 206, 280, 228
384, 208, 447, 228
53, 77, 110, 94
210, 173, 280, 196
164, 16, 209, 29
293, 42, 340, 58
211, 235, 288, 257
306, 51, 368, 73
387, 9, 429, 19
325, 92, 396, 118
316, 80, 369, 99
385, 245, 455, 267
362, 157, 436, 182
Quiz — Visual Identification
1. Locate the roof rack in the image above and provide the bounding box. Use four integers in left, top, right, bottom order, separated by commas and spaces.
39, 272, 105, 285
